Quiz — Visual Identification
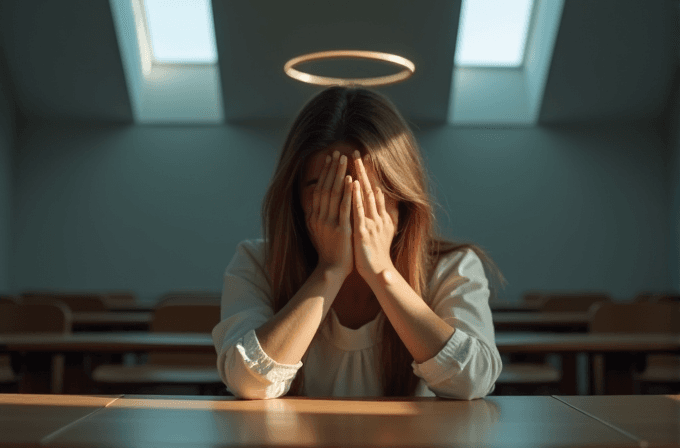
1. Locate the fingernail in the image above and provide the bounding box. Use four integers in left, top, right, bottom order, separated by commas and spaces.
340, 155, 346, 164
353, 150, 360, 160
325, 155, 331, 164
333, 150, 340, 160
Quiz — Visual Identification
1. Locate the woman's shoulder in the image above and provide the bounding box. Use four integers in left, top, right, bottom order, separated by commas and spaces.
425, 245, 490, 307
233, 238, 266, 258
223, 237, 272, 299
429, 246, 485, 284
225, 238, 267, 276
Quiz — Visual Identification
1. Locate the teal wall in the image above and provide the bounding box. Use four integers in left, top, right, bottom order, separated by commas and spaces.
11, 121, 673, 304
0, 56, 15, 292
668, 75, 680, 292
418, 123, 671, 300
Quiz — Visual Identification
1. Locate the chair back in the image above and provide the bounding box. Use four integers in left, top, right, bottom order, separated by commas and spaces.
149, 301, 221, 365
589, 302, 680, 333
21, 293, 107, 311
540, 293, 611, 312
0, 302, 72, 334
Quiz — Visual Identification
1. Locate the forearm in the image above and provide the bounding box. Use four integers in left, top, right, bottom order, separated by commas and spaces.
369, 268, 456, 364
255, 266, 345, 365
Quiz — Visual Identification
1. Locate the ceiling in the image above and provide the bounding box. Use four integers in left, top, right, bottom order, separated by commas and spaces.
0, 0, 677, 128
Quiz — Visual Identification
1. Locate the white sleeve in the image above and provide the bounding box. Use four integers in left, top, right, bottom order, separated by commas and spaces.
211, 239, 303, 399
410, 249, 502, 400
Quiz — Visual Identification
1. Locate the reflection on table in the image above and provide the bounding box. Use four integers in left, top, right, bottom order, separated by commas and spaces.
2, 393, 668, 447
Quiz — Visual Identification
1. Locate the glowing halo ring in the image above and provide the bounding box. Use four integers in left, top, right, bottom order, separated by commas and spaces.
283, 50, 415, 87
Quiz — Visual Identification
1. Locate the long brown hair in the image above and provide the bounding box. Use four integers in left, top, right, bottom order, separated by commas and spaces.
261, 86, 507, 397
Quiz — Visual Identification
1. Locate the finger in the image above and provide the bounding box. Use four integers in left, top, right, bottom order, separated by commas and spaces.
313, 154, 332, 222
328, 154, 347, 223
340, 175, 352, 231
353, 180, 365, 231
353, 151, 379, 220
320, 151, 340, 220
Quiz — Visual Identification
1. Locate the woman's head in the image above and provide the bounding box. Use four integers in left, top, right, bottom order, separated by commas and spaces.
266, 86, 431, 271
261, 86, 506, 397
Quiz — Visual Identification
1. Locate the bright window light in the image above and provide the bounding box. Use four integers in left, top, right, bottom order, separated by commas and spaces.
143, 0, 217, 64
455, 0, 534, 67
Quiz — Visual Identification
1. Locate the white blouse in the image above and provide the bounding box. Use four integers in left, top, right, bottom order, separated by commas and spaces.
212, 238, 502, 400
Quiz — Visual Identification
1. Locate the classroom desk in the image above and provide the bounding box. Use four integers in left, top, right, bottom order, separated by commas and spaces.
0, 394, 646, 448
0, 333, 213, 394
553, 395, 680, 446
73, 310, 593, 333
493, 312, 590, 332
71, 312, 153, 332
2, 333, 678, 396
495, 333, 680, 395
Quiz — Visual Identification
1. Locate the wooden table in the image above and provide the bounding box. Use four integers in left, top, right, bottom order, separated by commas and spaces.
493, 312, 590, 332
0, 393, 121, 446
0, 394, 647, 447
71, 311, 153, 332
553, 394, 680, 446
2, 333, 678, 396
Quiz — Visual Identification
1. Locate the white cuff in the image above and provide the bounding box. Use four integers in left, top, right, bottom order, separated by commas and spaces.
236, 328, 303, 384
411, 328, 472, 386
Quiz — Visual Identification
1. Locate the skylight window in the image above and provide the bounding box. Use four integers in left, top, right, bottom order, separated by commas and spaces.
455, 0, 534, 68
142, 0, 217, 64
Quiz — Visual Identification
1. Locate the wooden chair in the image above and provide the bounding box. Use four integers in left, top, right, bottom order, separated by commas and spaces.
0, 301, 72, 393
92, 299, 223, 395
21, 292, 107, 311
589, 301, 680, 394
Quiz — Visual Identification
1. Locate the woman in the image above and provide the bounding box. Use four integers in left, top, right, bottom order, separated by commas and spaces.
212, 86, 507, 399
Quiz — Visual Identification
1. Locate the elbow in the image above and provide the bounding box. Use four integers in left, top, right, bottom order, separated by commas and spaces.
466, 342, 503, 400
219, 348, 291, 400
432, 341, 503, 401
433, 380, 496, 401
229, 386, 274, 400
227, 380, 291, 400
434, 385, 490, 401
